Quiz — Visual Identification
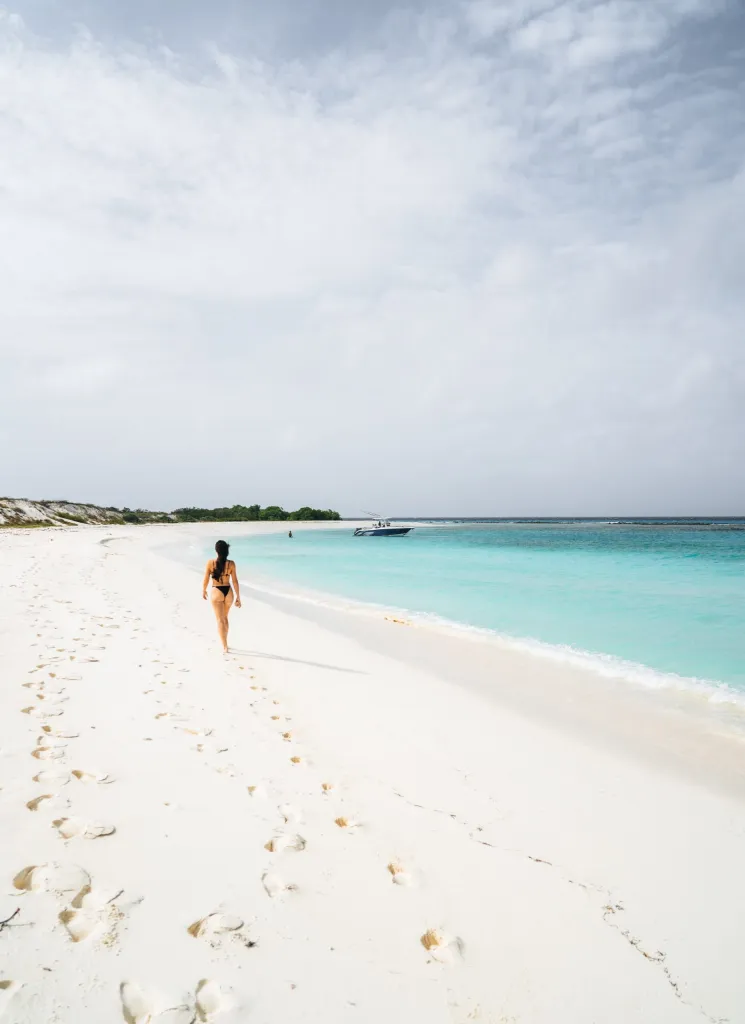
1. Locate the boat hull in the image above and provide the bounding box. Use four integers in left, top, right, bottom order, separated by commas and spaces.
354, 527, 412, 536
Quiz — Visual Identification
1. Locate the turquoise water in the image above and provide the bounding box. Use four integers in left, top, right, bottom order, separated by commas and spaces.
224, 523, 745, 695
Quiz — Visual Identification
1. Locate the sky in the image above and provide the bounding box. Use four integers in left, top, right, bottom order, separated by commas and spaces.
1, 0, 744, 516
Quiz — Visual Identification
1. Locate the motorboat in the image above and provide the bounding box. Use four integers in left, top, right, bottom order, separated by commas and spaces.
354, 513, 413, 537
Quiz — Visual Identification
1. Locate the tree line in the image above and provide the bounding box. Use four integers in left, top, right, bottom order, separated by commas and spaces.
169, 504, 341, 523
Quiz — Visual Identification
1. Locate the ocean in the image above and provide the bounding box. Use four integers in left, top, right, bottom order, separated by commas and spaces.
220, 520, 745, 701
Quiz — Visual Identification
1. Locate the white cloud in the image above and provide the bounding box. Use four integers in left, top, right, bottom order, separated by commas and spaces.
0, 2, 743, 513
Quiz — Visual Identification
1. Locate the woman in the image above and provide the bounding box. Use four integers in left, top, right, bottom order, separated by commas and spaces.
202, 540, 241, 653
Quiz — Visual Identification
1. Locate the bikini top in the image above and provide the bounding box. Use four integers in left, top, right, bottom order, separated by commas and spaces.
212, 559, 232, 586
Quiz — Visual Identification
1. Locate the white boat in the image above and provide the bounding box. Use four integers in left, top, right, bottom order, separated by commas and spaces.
354, 513, 413, 537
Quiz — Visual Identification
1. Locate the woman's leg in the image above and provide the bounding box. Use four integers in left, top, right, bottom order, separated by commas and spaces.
222, 589, 234, 650
210, 589, 234, 652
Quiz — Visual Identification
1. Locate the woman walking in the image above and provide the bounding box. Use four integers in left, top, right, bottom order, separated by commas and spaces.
202, 540, 241, 653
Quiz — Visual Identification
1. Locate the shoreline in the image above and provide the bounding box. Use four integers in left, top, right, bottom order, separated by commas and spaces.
248, 583, 745, 801
234, 565, 745, 706
206, 524, 745, 705
166, 522, 745, 798
170, 525, 745, 789
2, 521, 745, 1021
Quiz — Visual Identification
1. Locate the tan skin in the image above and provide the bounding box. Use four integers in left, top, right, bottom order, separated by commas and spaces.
202, 557, 241, 653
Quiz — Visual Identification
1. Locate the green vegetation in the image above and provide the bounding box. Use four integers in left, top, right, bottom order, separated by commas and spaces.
0, 497, 341, 528
171, 504, 341, 523
2, 519, 59, 528
118, 507, 173, 524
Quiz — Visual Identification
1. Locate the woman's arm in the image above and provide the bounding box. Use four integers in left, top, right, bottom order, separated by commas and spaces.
231, 561, 241, 608
202, 560, 212, 600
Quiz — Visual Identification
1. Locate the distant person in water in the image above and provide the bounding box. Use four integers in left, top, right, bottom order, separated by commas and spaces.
288, 530, 293, 538
202, 539, 241, 653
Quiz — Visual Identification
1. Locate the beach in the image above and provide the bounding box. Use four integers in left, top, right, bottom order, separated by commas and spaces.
2, 522, 745, 1023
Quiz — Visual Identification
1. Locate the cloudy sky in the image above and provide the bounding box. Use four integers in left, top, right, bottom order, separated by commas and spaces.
1, 0, 744, 515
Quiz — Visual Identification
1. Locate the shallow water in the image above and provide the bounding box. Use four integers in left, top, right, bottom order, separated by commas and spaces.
224, 521, 745, 698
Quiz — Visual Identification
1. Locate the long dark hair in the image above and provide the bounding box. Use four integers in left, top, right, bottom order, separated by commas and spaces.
212, 540, 230, 581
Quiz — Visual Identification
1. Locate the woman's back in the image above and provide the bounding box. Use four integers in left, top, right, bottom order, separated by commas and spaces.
211, 558, 233, 585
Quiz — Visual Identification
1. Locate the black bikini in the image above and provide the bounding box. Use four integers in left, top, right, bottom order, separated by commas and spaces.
212, 560, 232, 597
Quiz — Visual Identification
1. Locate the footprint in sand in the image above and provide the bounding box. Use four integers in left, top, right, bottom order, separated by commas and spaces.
119, 983, 200, 1024
188, 913, 255, 950
35, 735, 68, 750
0, 981, 23, 1020
33, 699, 68, 715
59, 906, 103, 943
120, 981, 161, 1024
420, 928, 464, 964
14, 862, 90, 894
40, 725, 79, 738
278, 804, 302, 824
53, 817, 116, 840
26, 793, 70, 812
264, 834, 306, 854
195, 980, 231, 1021
72, 770, 114, 784
60, 885, 134, 944
247, 785, 267, 800
261, 873, 297, 899
33, 769, 71, 787
22, 706, 64, 719
26, 793, 54, 812
387, 862, 413, 886
35, 688, 68, 700
32, 745, 67, 762
334, 816, 361, 832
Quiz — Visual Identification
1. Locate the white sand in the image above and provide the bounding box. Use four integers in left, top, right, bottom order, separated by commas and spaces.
1, 522, 744, 1023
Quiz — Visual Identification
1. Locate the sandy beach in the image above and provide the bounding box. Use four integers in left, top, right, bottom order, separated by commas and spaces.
2, 521, 744, 1024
